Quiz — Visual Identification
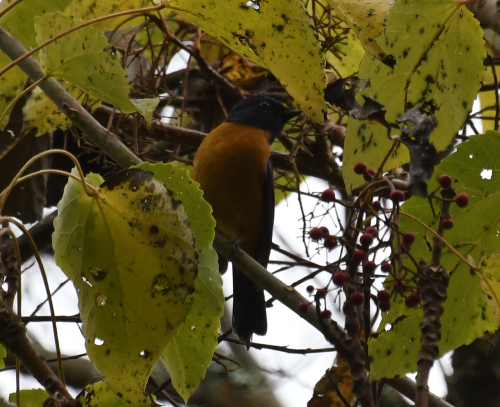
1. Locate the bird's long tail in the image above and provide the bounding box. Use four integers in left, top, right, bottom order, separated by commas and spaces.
232, 268, 267, 349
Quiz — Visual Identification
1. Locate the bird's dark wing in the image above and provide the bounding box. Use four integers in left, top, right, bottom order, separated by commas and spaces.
256, 157, 275, 267
232, 157, 273, 348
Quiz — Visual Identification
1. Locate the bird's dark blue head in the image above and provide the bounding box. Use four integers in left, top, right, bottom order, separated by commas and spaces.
226, 95, 301, 144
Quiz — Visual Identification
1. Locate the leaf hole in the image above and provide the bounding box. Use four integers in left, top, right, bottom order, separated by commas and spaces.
246, 1, 260, 10
94, 337, 104, 346
480, 169, 492, 180
95, 293, 107, 307
82, 276, 93, 287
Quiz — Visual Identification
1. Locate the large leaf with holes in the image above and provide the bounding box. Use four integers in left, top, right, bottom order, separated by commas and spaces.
343, 0, 485, 192
35, 12, 158, 118
53, 168, 201, 404
369, 131, 500, 380
162, 0, 326, 123
136, 162, 223, 403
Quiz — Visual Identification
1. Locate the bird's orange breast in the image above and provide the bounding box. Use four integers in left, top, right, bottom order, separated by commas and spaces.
193, 122, 272, 257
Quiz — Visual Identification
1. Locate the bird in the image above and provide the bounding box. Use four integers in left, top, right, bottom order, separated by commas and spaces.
193, 95, 301, 349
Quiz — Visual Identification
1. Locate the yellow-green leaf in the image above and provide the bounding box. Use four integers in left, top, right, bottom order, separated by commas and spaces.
35, 12, 137, 113
136, 162, 223, 403
0, 343, 6, 368
0, 0, 72, 126
163, 0, 326, 123
78, 381, 142, 407
343, 0, 485, 192
9, 389, 50, 407
53, 169, 198, 404
326, 0, 394, 58
131, 98, 160, 128
23, 86, 101, 136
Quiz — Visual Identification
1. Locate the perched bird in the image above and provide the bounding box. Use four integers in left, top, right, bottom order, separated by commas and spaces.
193, 95, 301, 348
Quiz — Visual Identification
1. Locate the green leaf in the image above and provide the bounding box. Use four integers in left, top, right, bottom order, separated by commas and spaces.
0, 0, 72, 126
9, 389, 50, 407
343, 0, 485, 192
326, 0, 394, 59
164, 0, 326, 123
369, 131, 500, 380
0, 343, 6, 368
78, 381, 141, 407
136, 162, 223, 403
53, 168, 199, 404
35, 12, 157, 116
131, 99, 160, 129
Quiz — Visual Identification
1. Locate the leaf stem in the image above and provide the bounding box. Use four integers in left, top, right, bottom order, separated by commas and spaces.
0, 149, 97, 215
0, 216, 66, 385
0, 0, 24, 20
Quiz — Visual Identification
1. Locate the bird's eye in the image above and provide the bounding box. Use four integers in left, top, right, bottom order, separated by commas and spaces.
259, 101, 270, 108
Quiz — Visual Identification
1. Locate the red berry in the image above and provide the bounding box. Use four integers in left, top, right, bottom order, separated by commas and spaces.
438, 174, 452, 188
360, 233, 374, 247
402, 231, 416, 245
366, 226, 378, 236
442, 218, 454, 230
321, 189, 336, 202
350, 292, 364, 306
405, 292, 422, 307
298, 302, 309, 314
363, 260, 376, 275
380, 301, 391, 312
324, 236, 338, 250
306, 285, 315, 293
320, 226, 330, 236
352, 249, 365, 264
455, 193, 469, 208
377, 290, 390, 302
310, 227, 324, 241
333, 271, 348, 286
354, 162, 367, 175
381, 262, 392, 272
363, 168, 376, 182
401, 241, 412, 251
321, 309, 332, 319
316, 288, 327, 298
372, 201, 381, 211
390, 190, 406, 203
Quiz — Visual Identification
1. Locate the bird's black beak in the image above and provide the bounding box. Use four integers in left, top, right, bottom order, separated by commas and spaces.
284, 109, 302, 121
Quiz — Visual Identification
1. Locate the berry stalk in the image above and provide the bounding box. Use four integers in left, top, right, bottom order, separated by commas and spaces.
415, 187, 454, 407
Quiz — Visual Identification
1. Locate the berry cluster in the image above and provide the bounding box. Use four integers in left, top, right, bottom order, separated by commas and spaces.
309, 225, 338, 251
301, 165, 470, 319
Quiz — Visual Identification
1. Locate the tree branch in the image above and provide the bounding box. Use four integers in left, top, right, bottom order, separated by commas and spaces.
0, 300, 77, 406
